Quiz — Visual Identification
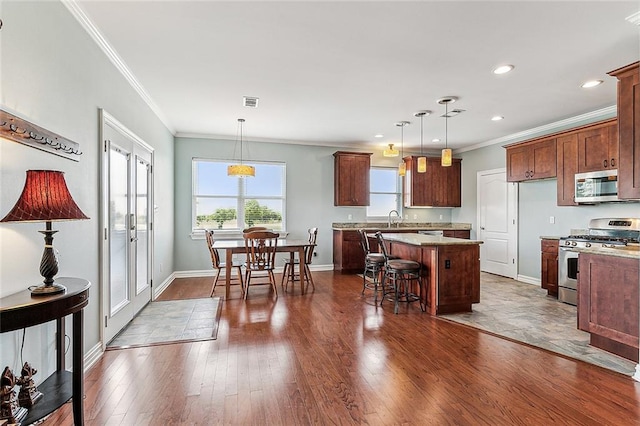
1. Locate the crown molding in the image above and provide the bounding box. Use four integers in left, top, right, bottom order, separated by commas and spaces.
62, 0, 175, 134
455, 105, 617, 153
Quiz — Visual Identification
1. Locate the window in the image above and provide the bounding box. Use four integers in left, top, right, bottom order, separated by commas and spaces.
367, 167, 401, 217
192, 159, 286, 234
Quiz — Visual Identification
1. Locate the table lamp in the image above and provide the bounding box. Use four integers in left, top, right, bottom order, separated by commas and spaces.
1, 170, 89, 295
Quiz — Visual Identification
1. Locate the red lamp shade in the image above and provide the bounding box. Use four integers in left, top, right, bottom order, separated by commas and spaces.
1, 170, 88, 223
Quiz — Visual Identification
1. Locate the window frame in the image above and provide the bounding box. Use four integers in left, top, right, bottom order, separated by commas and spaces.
366, 166, 402, 219
191, 158, 287, 238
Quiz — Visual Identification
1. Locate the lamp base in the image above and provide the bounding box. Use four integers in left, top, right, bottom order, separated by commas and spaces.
30, 282, 66, 296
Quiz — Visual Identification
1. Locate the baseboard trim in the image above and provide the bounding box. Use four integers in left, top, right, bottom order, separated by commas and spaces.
153, 272, 177, 299
84, 342, 103, 373
517, 274, 540, 286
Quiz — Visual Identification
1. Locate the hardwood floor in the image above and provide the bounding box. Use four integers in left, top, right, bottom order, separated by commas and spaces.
43, 272, 640, 425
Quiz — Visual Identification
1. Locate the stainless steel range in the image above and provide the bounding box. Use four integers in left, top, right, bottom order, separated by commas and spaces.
558, 218, 640, 305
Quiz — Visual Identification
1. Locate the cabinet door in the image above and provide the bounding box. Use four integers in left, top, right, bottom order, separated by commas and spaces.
351, 154, 370, 206
506, 145, 530, 182
530, 138, 557, 179
556, 133, 578, 206
334, 152, 371, 206
404, 156, 432, 207
610, 63, 640, 199
577, 126, 614, 172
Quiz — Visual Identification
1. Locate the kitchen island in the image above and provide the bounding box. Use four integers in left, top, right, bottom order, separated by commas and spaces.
380, 233, 482, 315
332, 222, 472, 273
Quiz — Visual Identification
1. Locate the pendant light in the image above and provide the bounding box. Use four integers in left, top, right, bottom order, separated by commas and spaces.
396, 121, 410, 176
438, 97, 457, 167
413, 110, 431, 173
383, 143, 399, 157
227, 118, 255, 177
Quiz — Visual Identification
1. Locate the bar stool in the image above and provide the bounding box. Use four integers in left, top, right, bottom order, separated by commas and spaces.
375, 232, 424, 314
358, 229, 386, 303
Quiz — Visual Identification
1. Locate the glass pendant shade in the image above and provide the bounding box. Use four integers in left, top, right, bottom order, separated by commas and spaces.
227, 164, 255, 177
441, 148, 452, 167
417, 156, 427, 173
398, 161, 406, 176
383, 143, 399, 157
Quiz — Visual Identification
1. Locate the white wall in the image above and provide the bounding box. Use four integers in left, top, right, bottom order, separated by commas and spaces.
173, 137, 453, 272
0, 1, 174, 376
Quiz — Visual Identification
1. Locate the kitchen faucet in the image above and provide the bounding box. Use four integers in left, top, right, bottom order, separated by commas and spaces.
388, 209, 402, 228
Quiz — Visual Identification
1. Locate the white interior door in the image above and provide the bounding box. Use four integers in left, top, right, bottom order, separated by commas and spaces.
101, 110, 154, 345
477, 168, 518, 279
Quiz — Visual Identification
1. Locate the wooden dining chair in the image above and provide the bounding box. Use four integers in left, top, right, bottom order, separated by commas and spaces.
205, 230, 244, 297
243, 230, 279, 299
242, 226, 268, 235
281, 227, 318, 292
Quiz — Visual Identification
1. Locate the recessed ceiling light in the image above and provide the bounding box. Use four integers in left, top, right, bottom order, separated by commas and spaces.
374, 134, 384, 138
493, 65, 514, 75
432, 138, 440, 143
491, 116, 504, 121
581, 80, 603, 88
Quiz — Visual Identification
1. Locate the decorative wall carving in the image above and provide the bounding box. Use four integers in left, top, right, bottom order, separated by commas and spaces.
0, 109, 82, 161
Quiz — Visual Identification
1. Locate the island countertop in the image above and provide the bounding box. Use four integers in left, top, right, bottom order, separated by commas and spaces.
332, 222, 471, 231
381, 232, 483, 246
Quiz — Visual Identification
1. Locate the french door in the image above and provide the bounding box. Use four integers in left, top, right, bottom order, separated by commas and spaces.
100, 110, 154, 345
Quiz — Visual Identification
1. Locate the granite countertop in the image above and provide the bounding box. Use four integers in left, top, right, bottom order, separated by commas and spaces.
333, 222, 471, 231
380, 232, 483, 246
572, 246, 640, 260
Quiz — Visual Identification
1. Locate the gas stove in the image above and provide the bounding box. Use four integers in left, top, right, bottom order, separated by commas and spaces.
558, 218, 640, 306
560, 218, 640, 249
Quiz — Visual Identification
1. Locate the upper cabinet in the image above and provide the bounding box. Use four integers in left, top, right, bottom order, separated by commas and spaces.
333, 151, 372, 206
577, 122, 618, 173
506, 137, 557, 182
403, 156, 461, 207
609, 62, 640, 199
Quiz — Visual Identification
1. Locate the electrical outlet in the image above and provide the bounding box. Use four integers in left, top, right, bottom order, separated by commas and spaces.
439, 214, 443, 220
549, 216, 555, 224
413, 214, 418, 219
404, 214, 408, 220
348, 214, 352, 220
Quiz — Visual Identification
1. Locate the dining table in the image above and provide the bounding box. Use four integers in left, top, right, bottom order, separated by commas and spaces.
212, 238, 314, 299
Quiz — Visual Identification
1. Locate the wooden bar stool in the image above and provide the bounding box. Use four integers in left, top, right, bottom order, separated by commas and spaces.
358, 229, 386, 304
375, 232, 424, 314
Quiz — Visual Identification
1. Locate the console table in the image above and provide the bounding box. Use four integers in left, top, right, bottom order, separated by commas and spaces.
0, 277, 90, 425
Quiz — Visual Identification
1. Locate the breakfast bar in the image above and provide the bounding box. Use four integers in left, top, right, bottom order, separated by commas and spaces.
380, 233, 482, 315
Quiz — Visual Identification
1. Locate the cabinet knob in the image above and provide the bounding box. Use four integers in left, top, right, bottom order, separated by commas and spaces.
611, 158, 615, 167
530, 170, 534, 177
480, 227, 485, 230
525, 171, 530, 178
603, 159, 608, 168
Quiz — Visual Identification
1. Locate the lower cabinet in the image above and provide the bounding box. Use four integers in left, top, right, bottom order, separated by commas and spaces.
578, 253, 639, 362
540, 239, 559, 297
443, 230, 470, 239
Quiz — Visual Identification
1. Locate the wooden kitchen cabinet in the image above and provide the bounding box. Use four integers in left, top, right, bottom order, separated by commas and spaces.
556, 133, 579, 206
577, 121, 618, 173
609, 62, 640, 199
333, 151, 372, 206
403, 156, 461, 207
578, 252, 639, 362
333, 229, 364, 273
506, 137, 556, 182
540, 239, 559, 297
443, 230, 470, 239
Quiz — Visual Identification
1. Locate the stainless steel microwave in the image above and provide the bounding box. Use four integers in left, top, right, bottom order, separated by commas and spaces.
575, 169, 619, 203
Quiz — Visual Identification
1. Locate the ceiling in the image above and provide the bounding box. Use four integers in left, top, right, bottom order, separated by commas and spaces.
71, 1, 639, 152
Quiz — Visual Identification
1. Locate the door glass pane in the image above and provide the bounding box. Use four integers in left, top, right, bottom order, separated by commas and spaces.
110, 148, 129, 314
136, 158, 149, 294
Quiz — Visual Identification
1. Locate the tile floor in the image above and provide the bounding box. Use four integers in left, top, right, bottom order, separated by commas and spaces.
441, 272, 637, 376
107, 297, 221, 348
